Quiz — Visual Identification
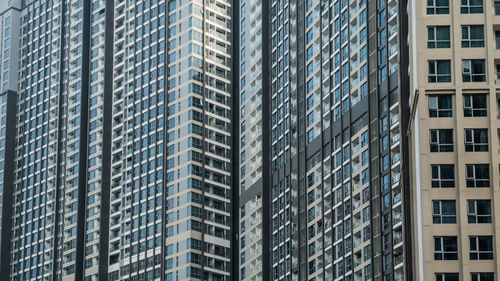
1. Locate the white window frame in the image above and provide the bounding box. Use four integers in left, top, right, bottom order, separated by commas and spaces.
428, 26, 451, 48
428, 60, 451, 83
428, 95, 452, 117
464, 128, 488, 152
468, 200, 492, 223
430, 129, 454, 152
461, 0, 483, 13
466, 164, 490, 188
470, 236, 493, 260
427, 0, 450, 14
436, 273, 459, 281
434, 236, 458, 260
432, 200, 456, 224
471, 273, 494, 281
462, 25, 484, 48
463, 94, 487, 117
431, 164, 455, 188
463, 59, 486, 82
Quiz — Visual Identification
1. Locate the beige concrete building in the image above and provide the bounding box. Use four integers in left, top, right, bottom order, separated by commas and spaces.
409, 0, 500, 280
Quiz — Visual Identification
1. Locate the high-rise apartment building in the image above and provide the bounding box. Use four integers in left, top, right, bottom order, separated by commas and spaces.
409, 0, 500, 281
1, 0, 233, 280
235, 0, 412, 280
0, 89, 16, 278
1, 0, 420, 280
0, 0, 21, 277
268, 0, 411, 279
236, 0, 271, 279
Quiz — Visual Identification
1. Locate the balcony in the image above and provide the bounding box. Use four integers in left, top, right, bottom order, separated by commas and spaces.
392, 152, 401, 167
394, 269, 404, 281
393, 205, 402, 226
393, 248, 404, 268
393, 228, 403, 246
392, 171, 401, 186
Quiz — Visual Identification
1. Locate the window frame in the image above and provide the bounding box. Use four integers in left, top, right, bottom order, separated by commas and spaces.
428, 26, 451, 48
427, 0, 450, 14
471, 273, 494, 281
461, 25, 485, 48
464, 94, 487, 117
436, 273, 459, 281
463, 59, 486, 82
430, 129, 454, 152
464, 128, 488, 152
428, 95, 452, 117
434, 236, 458, 260
468, 200, 492, 223
432, 200, 457, 224
461, 0, 483, 13
431, 164, 455, 188
470, 236, 493, 260
466, 164, 490, 188
428, 60, 452, 83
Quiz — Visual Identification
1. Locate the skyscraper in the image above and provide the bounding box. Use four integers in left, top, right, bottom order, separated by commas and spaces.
0, 0, 21, 277
0, 89, 16, 278
409, 1, 500, 280
236, 0, 270, 279
236, 0, 412, 280
0, 0, 422, 280
1, 0, 233, 280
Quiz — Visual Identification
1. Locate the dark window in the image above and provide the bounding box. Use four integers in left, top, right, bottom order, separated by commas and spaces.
429, 60, 451, 82
464, 129, 488, 152
463, 59, 486, 82
432, 165, 455, 188
436, 273, 459, 281
429, 95, 452, 117
432, 200, 456, 224
430, 129, 453, 152
471, 273, 494, 281
464, 94, 487, 117
434, 236, 458, 260
496, 30, 500, 49
462, 25, 484, 48
468, 200, 492, 223
461, 0, 483, 13
470, 236, 493, 260
428, 26, 451, 48
427, 0, 450, 14
466, 164, 490, 187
